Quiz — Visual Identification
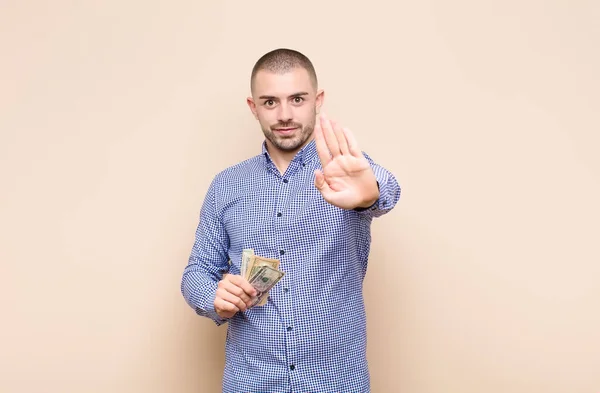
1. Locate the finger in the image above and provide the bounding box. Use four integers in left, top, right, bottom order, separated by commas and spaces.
217, 281, 249, 308
331, 120, 349, 155
217, 287, 247, 311
227, 274, 258, 298
225, 277, 256, 307
215, 296, 240, 314
314, 117, 332, 167
227, 283, 252, 306
221, 281, 252, 308
314, 169, 331, 193
320, 113, 341, 157
314, 169, 325, 190
342, 127, 362, 157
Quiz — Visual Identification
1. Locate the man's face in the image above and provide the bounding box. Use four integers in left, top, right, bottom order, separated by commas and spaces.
247, 67, 324, 154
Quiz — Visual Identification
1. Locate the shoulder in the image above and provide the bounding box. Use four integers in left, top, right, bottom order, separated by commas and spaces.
209, 154, 265, 189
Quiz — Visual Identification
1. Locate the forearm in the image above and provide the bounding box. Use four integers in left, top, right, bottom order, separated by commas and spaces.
181, 262, 229, 325
181, 175, 231, 325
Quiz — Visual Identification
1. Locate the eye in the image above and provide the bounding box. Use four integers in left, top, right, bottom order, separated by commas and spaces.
292, 96, 304, 104
264, 99, 275, 107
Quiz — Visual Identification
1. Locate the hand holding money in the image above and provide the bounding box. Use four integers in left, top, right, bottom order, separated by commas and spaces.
247, 264, 285, 307
242, 249, 285, 307
214, 274, 258, 319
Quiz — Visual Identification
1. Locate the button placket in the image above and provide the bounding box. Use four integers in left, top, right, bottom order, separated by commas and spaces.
272, 169, 297, 376
277, 170, 301, 380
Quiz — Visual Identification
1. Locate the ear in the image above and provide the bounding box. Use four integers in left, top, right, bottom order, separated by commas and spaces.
246, 96, 258, 120
315, 89, 325, 114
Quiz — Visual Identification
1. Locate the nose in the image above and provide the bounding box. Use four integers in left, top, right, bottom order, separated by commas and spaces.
277, 102, 293, 123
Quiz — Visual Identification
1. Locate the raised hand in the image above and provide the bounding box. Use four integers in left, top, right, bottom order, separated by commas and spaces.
313, 113, 379, 210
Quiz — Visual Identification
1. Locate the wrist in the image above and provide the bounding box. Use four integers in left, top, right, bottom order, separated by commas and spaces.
355, 181, 380, 210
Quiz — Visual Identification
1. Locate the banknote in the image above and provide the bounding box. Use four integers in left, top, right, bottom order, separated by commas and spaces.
246, 255, 280, 281
241, 248, 254, 277
239, 250, 283, 306
248, 265, 285, 307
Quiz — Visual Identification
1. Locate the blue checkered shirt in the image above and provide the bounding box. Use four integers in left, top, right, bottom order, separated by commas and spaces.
181, 138, 401, 392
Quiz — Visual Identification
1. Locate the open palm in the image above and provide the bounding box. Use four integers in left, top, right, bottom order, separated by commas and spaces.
313, 113, 380, 210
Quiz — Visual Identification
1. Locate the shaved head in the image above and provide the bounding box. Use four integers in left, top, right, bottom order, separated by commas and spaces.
250, 48, 318, 94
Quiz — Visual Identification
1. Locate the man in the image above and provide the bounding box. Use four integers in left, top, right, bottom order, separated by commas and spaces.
181, 48, 401, 393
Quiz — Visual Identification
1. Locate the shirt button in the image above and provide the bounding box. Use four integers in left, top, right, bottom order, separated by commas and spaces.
283, 179, 288, 183
290, 365, 295, 371
283, 288, 289, 293
277, 212, 282, 217
287, 326, 293, 332
279, 250, 285, 255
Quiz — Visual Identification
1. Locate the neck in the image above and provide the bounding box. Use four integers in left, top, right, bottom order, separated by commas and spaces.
266, 137, 313, 175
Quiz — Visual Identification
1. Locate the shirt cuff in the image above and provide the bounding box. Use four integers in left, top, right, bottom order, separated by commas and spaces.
193, 284, 230, 326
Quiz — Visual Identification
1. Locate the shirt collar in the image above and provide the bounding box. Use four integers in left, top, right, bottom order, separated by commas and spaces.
261, 137, 319, 167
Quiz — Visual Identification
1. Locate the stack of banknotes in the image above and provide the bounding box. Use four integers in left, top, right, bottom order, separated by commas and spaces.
241, 248, 285, 307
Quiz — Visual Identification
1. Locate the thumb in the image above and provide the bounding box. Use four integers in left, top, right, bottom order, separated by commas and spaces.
314, 169, 329, 192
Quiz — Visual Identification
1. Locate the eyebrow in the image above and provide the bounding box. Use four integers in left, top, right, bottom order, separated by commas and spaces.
259, 92, 309, 100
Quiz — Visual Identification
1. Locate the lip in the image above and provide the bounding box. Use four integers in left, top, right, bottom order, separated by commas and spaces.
273, 127, 298, 134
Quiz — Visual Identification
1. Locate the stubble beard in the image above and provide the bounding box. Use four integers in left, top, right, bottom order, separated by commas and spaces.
262, 116, 316, 153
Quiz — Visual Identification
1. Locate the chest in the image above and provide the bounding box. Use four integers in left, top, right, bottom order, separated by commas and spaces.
219, 173, 353, 259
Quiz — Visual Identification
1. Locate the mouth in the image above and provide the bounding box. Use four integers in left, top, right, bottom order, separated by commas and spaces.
273, 127, 298, 135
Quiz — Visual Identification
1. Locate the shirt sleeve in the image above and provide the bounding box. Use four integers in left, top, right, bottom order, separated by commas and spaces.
180, 176, 231, 326
354, 152, 402, 218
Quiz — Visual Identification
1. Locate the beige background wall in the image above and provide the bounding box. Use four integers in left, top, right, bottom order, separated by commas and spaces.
1, 1, 598, 392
